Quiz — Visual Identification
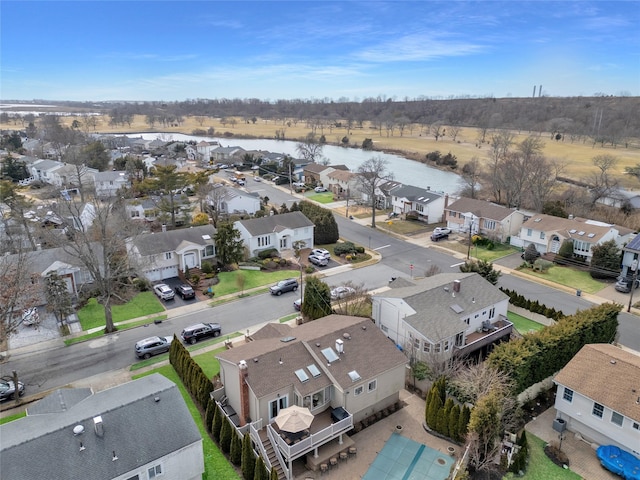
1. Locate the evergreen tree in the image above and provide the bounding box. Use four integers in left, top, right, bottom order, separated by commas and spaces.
44, 271, 74, 326
458, 405, 471, 440
220, 418, 232, 453
427, 392, 443, 429
205, 398, 215, 433
459, 259, 501, 285
214, 221, 245, 266
441, 398, 454, 437
230, 429, 242, 465
212, 404, 223, 442
301, 276, 332, 320
589, 239, 621, 279
242, 431, 256, 480
254, 456, 267, 480
270, 466, 279, 480
556, 239, 574, 265
449, 404, 461, 442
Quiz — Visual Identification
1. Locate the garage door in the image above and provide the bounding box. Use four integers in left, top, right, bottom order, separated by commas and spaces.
161, 266, 179, 280
145, 269, 163, 282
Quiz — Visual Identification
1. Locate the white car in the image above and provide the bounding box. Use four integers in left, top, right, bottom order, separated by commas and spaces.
314, 186, 328, 192
330, 286, 356, 300
153, 283, 175, 301
310, 248, 331, 259
433, 227, 452, 235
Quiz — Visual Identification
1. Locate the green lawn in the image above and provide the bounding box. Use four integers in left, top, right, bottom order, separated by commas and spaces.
306, 192, 334, 203
0, 412, 26, 425
65, 315, 168, 345
213, 269, 300, 296
518, 265, 606, 294
504, 434, 581, 480
381, 219, 429, 235
507, 312, 547, 334
77, 292, 165, 331
133, 364, 239, 480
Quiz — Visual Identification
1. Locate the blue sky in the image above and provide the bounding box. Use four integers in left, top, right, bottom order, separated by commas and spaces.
1, 1, 638, 101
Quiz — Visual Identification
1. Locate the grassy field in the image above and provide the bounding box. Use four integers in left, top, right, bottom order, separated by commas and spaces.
77, 292, 165, 331
8, 114, 639, 189
507, 311, 547, 334
518, 265, 606, 294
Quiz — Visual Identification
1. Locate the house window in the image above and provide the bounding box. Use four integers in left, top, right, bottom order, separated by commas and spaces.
489, 307, 495, 319
131, 211, 140, 218
633, 422, 639, 430
463, 318, 470, 325
435, 343, 441, 353
611, 411, 623, 427
202, 245, 214, 257
592, 402, 604, 418
269, 396, 288, 420
165, 252, 172, 260
485, 220, 496, 230
381, 324, 388, 333
455, 332, 464, 347
444, 340, 450, 351
527, 228, 532, 237
413, 337, 420, 349
540, 232, 545, 240
562, 387, 573, 403
423, 342, 431, 353
126, 476, 139, 480
368, 379, 377, 392
354, 385, 364, 396
148, 464, 163, 478
280, 237, 287, 249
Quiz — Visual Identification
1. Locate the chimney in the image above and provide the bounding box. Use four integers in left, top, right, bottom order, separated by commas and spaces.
453, 280, 461, 293
335, 338, 344, 354
238, 360, 250, 426
93, 416, 104, 437
444, 194, 449, 209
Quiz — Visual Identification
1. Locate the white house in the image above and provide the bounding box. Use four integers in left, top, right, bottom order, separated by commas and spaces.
0, 374, 204, 480
445, 197, 526, 243
511, 213, 634, 262
390, 185, 448, 224
327, 169, 361, 200
93, 171, 130, 198
127, 225, 217, 281
372, 273, 512, 362
620, 234, 640, 280
553, 344, 640, 458
207, 185, 262, 216
234, 211, 315, 258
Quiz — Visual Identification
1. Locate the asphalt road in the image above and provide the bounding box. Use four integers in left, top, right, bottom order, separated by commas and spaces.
2, 182, 638, 400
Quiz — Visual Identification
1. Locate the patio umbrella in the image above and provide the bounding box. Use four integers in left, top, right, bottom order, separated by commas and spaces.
274, 405, 314, 433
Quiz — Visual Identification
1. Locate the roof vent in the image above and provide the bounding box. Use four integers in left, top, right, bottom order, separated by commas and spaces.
154, 396, 160, 403
362, 325, 367, 330
239, 360, 247, 369
253, 358, 259, 363
444, 286, 449, 292
336, 338, 344, 354
93, 416, 104, 437
112, 451, 118, 461
73, 425, 84, 436
316, 342, 321, 347
79, 442, 85, 451
343, 332, 351, 340
610, 360, 617, 364
279, 357, 283, 365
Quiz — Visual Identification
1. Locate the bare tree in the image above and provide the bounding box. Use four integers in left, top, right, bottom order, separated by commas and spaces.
448, 124, 462, 141
430, 122, 445, 141
295, 133, 324, 163
588, 154, 619, 206
527, 157, 564, 212
356, 156, 394, 229
460, 157, 482, 199
330, 281, 370, 316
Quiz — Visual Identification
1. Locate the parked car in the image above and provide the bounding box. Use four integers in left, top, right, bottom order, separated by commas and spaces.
0, 376, 25, 401
330, 286, 356, 300
520, 250, 541, 260
310, 248, 331, 259
270, 278, 299, 295
237, 179, 246, 186
134, 336, 171, 359
174, 284, 196, 300
614, 277, 639, 293
314, 186, 328, 192
153, 283, 175, 301
308, 254, 329, 267
253, 176, 262, 182
430, 231, 449, 242
180, 322, 222, 344
433, 227, 452, 235
293, 298, 302, 311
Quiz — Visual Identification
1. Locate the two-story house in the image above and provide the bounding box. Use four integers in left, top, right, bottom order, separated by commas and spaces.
391, 185, 448, 224
445, 198, 525, 242
211, 146, 246, 165
234, 211, 314, 258
215, 314, 407, 479
620, 234, 640, 281
0, 374, 204, 480
512, 214, 633, 263
553, 344, 640, 458
372, 273, 512, 362
207, 185, 262, 216
127, 225, 217, 281
327, 169, 360, 200
302, 163, 349, 188
93, 171, 130, 198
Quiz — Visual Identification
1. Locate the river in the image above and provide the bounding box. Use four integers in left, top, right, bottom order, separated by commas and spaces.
121, 132, 465, 195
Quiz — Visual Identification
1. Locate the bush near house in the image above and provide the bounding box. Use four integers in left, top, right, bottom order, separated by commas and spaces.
487, 303, 620, 393
499, 288, 566, 322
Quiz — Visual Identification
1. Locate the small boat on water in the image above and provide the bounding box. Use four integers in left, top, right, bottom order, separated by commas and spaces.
596, 445, 640, 480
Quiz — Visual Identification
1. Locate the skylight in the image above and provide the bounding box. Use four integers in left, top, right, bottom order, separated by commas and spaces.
201, 234, 211, 240
569, 229, 577, 234
587, 233, 595, 238
321, 347, 339, 363
280, 336, 296, 343
307, 364, 321, 377
348, 370, 361, 382
295, 369, 309, 383
578, 231, 585, 236
451, 304, 464, 314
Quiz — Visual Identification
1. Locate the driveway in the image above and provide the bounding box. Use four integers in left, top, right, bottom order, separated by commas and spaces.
153, 277, 202, 310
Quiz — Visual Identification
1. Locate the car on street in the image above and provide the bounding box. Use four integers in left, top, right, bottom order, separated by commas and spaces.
308, 254, 329, 267
270, 278, 299, 296
253, 176, 262, 182
330, 286, 356, 300
614, 277, 640, 293
237, 179, 246, 186
0, 376, 25, 401
180, 322, 222, 344
174, 284, 196, 300
433, 227, 452, 236
153, 283, 175, 301
310, 248, 331, 259
134, 336, 171, 359
430, 231, 449, 242
314, 186, 328, 192
293, 298, 302, 311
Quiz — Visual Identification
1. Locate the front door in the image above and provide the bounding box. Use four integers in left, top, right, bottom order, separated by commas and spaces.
269, 396, 288, 422
184, 252, 197, 269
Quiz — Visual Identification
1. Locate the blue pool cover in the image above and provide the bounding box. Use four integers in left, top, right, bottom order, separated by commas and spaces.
363, 433, 454, 480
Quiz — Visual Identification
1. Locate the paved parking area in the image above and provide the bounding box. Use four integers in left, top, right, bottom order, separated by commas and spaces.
152, 277, 202, 310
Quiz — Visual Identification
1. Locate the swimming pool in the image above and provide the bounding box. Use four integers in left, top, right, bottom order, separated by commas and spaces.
362, 432, 454, 480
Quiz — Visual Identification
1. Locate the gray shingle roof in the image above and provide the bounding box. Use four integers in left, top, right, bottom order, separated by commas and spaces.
393, 185, 443, 204
235, 211, 314, 236
218, 315, 407, 397
0, 374, 201, 480
375, 273, 508, 341
132, 225, 217, 256
446, 197, 516, 221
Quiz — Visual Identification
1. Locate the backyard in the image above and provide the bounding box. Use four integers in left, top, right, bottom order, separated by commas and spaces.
507, 311, 547, 334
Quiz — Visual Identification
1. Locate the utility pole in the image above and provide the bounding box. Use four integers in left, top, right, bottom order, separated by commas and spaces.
627, 259, 638, 312
345, 187, 350, 217
466, 214, 476, 260
288, 162, 293, 195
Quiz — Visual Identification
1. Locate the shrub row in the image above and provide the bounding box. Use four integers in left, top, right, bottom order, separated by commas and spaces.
424, 377, 470, 443
487, 303, 620, 393
499, 287, 566, 321
169, 335, 213, 410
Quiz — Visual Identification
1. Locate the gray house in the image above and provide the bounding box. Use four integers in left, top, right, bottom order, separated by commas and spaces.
0, 374, 204, 480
